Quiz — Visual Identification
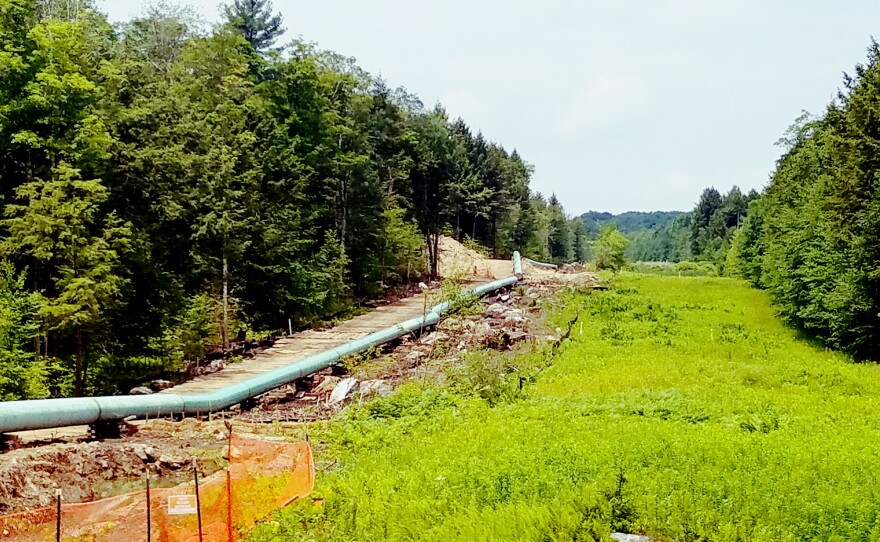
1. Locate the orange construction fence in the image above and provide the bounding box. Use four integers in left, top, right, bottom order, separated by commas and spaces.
0, 434, 314, 541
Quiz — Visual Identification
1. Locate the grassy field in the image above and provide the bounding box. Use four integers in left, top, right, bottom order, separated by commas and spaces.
250, 275, 880, 541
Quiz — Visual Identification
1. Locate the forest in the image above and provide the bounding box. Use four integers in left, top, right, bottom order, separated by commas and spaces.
596, 187, 759, 264
580, 210, 686, 236
0, 0, 587, 399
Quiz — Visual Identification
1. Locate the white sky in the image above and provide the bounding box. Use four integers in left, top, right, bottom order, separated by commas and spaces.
98, 0, 879, 214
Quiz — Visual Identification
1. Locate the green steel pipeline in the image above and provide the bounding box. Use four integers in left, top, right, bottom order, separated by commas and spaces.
0, 259, 523, 434
523, 256, 559, 270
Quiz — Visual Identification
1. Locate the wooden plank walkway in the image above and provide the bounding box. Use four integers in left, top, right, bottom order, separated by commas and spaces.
166, 292, 436, 395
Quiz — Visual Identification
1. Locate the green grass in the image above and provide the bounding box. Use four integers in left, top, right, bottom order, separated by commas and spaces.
249, 275, 880, 542
628, 261, 719, 277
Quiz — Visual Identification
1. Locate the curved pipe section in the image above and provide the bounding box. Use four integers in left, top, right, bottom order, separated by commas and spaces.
0, 273, 520, 434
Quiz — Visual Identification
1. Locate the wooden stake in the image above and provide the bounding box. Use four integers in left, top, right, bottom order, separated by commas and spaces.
146, 475, 151, 542
55, 489, 61, 542
193, 459, 203, 542
226, 422, 234, 542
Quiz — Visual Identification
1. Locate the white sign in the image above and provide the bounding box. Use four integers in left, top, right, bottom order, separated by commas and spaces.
167, 494, 198, 515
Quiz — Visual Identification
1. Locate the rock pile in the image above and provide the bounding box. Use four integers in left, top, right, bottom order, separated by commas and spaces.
248, 280, 565, 417
0, 435, 224, 514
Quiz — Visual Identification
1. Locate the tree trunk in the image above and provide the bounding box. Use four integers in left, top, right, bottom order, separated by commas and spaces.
75, 326, 85, 396
340, 174, 348, 252
222, 256, 229, 351
425, 234, 434, 280
431, 233, 440, 279
426, 233, 440, 280
492, 217, 497, 257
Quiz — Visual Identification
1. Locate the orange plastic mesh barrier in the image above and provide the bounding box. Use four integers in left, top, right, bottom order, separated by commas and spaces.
0, 434, 314, 541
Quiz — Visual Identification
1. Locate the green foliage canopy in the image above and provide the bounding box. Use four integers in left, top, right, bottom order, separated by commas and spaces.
0, 0, 584, 397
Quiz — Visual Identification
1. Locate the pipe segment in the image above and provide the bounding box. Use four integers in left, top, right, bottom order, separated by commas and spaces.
471, 277, 518, 297
0, 260, 523, 434
0, 398, 102, 432
523, 256, 559, 270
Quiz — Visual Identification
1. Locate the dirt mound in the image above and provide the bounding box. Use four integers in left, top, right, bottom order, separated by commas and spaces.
436, 236, 600, 284
437, 237, 515, 280
0, 421, 228, 514
521, 259, 600, 285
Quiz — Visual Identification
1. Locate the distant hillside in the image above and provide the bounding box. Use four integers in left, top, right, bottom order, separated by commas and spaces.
580, 210, 686, 235
580, 210, 692, 262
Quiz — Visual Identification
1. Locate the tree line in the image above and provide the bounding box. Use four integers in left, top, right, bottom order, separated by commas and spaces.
726, 40, 880, 361
0, 0, 584, 399
609, 186, 758, 265
620, 40, 880, 359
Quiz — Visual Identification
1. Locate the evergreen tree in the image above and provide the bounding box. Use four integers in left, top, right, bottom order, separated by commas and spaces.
222, 0, 284, 52
547, 194, 573, 263
2, 165, 131, 395
0, 261, 43, 400
691, 187, 722, 256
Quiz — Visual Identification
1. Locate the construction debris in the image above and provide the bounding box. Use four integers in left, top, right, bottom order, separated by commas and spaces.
150, 379, 173, 392
128, 386, 152, 395
329, 378, 360, 405
359, 380, 394, 398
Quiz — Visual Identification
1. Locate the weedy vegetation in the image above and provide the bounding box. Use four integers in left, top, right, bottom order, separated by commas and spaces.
249, 274, 880, 541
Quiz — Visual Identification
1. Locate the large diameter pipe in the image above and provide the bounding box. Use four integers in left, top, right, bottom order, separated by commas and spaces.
181, 313, 440, 415
524, 257, 558, 270
470, 277, 518, 298
513, 251, 523, 279
0, 398, 101, 433
0, 273, 516, 434
0, 312, 446, 431
94, 395, 186, 421
429, 276, 517, 316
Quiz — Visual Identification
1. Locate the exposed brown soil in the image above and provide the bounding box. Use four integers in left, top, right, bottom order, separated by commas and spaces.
0, 419, 229, 514
237, 275, 597, 424
437, 236, 515, 280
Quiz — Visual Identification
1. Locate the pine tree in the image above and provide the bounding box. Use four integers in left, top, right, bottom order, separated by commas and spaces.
222, 0, 284, 52
2, 165, 131, 395
547, 194, 573, 262
691, 187, 723, 256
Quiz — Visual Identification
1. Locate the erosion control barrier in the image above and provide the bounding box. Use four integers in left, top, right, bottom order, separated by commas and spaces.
0, 253, 526, 435
0, 433, 315, 541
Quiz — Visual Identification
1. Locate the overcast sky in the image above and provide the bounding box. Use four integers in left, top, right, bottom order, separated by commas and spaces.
98, 0, 878, 214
